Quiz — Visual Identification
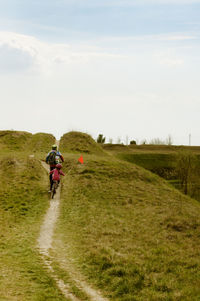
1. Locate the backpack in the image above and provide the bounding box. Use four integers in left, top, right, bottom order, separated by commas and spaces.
48, 151, 57, 165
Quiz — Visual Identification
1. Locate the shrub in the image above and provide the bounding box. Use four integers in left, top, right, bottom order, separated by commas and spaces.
97, 134, 106, 144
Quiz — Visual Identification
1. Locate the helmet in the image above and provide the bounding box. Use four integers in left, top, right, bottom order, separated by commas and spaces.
52, 144, 57, 150
56, 163, 62, 169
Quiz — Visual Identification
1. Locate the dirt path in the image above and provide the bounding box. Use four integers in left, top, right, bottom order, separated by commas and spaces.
38, 161, 79, 301
38, 149, 108, 301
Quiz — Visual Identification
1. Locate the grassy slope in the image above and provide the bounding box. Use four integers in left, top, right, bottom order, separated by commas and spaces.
0, 132, 66, 301
60, 131, 105, 155
53, 137, 200, 300
0, 130, 55, 155
104, 144, 200, 201
2, 131, 200, 300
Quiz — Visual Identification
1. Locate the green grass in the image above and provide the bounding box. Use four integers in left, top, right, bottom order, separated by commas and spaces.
2, 131, 200, 300
0, 130, 55, 155
116, 153, 177, 179
107, 147, 200, 202
53, 152, 200, 300
0, 130, 32, 151
59, 131, 105, 155
0, 152, 67, 300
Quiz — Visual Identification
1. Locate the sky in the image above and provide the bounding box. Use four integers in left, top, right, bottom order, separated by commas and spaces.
0, 0, 200, 145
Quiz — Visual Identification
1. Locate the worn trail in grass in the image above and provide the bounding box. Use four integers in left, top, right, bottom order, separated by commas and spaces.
0, 155, 66, 301
39, 161, 108, 301
38, 162, 77, 301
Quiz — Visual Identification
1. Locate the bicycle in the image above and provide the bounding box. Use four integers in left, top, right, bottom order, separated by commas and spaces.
51, 180, 59, 199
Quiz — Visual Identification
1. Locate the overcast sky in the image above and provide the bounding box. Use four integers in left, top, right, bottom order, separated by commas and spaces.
0, 0, 200, 145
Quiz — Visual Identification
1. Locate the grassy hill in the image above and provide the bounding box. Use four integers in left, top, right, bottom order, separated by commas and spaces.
1, 131, 200, 300
59, 131, 105, 155
103, 143, 200, 202
0, 130, 32, 151
0, 130, 55, 155
29, 132, 55, 154
51, 136, 200, 300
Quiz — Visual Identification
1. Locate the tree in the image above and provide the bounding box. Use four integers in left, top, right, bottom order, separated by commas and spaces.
141, 139, 147, 145
166, 134, 173, 145
117, 137, 121, 144
175, 151, 195, 195
97, 134, 106, 144
130, 140, 136, 145
150, 138, 165, 145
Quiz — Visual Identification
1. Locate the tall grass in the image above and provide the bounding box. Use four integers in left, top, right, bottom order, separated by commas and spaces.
54, 153, 200, 300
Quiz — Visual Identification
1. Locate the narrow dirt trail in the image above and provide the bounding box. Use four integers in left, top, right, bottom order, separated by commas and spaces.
38, 161, 79, 301
37, 146, 109, 301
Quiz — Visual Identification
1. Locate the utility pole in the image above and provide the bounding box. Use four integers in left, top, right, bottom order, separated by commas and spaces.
189, 133, 191, 146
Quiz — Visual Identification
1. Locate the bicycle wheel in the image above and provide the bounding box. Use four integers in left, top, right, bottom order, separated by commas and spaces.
51, 182, 56, 199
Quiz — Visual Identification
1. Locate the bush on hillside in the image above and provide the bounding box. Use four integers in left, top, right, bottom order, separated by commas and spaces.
97, 134, 106, 144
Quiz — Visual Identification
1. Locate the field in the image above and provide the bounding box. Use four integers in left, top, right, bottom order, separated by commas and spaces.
102, 144, 200, 202
0, 131, 66, 301
53, 133, 200, 300
1, 130, 200, 300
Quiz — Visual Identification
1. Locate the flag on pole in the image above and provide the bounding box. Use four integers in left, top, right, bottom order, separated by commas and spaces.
78, 155, 84, 164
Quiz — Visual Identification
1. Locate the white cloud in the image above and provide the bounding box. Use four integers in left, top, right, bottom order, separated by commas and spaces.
100, 33, 197, 43
0, 30, 199, 145
0, 44, 34, 72
130, 0, 200, 3
0, 31, 124, 75
154, 34, 197, 41
158, 56, 184, 66
64, 0, 200, 6
155, 50, 184, 66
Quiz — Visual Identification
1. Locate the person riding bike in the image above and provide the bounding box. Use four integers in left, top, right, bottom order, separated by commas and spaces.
49, 163, 65, 191
46, 144, 64, 191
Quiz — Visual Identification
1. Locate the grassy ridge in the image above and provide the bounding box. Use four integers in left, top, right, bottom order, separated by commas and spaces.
54, 152, 200, 300
0, 131, 32, 151
0, 130, 55, 155
0, 153, 66, 300
59, 131, 105, 155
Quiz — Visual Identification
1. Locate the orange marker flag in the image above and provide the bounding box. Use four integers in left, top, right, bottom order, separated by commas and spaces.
78, 155, 84, 164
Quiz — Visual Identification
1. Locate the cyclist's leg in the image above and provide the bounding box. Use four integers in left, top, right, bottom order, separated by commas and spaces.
49, 166, 54, 190
50, 178, 54, 191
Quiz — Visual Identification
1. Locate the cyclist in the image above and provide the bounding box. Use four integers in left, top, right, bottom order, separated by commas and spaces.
49, 163, 65, 191
46, 144, 64, 191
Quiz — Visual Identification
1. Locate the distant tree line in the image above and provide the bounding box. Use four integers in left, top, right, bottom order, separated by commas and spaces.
97, 134, 173, 146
